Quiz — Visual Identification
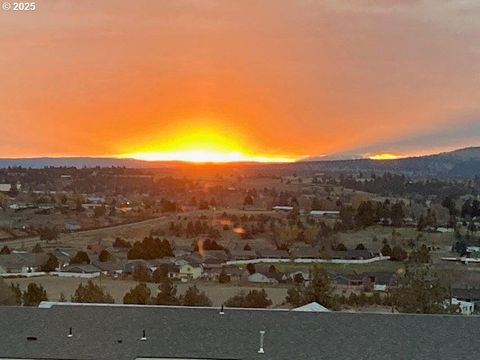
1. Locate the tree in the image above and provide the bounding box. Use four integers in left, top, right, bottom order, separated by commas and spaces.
113, 237, 131, 248
180, 285, 212, 306
70, 251, 90, 265
442, 197, 458, 217
393, 266, 455, 314
285, 286, 303, 307
244, 195, 254, 206
71, 280, 114, 303
132, 264, 152, 282
0, 245, 11, 255
391, 203, 405, 227
355, 243, 366, 250
39, 226, 58, 242
246, 263, 256, 275
0, 279, 18, 305
391, 245, 407, 261
381, 243, 392, 257
285, 266, 337, 310
123, 283, 152, 305
355, 201, 376, 228
10, 283, 22, 305
152, 264, 169, 282
218, 269, 231, 283
409, 244, 431, 264
31, 243, 44, 253
335, 243, 347, 251
93, 205, 106, 218
98, 249, 111, 262
153, 278, 179, 305
41, 254, 59, 272
22, 283, 48, 306
225, 289, 272, 308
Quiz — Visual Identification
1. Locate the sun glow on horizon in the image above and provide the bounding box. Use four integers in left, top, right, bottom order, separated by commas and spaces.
122, 150, 296, 163
118, 121, 298, 163
368, 153, 403, 160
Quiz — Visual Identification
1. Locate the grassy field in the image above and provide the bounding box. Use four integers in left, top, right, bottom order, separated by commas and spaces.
337, 226, 455, 251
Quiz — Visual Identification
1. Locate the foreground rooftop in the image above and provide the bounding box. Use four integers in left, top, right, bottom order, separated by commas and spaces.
0, 303, 479, 359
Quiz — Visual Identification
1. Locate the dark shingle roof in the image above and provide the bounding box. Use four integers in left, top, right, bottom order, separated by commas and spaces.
0, 304, 480, 360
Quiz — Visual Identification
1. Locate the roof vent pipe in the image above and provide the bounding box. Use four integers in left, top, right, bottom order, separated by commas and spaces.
68, 327, 73, 338
220, 304, 225, 315
258, 330, 266, 354
140, 329, 147, 341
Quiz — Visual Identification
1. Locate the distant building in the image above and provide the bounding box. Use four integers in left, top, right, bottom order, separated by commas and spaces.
272, 205, 294, 212
309, 210, 340, 217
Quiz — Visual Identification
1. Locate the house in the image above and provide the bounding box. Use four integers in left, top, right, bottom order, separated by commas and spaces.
290, 247, 321, 259
452, 288, 480, 309
332, 249, 375, 260
124, 260, 152, 274
0, 253, 48, 274
449, 298, 475, 315
246, 272, 278, 284
168, 261, 203, 282
0, 182, 20, 193
272, 205, 294, 212
60, 264, 102, 277
199, 250, 228, 262
64, 222, 81, 232
2, 303, 480, 359
309, 210, 340, 218
332, 272, 366, 287
256, 249, 290, 259
363, 272, 398, 291
228, 249, 258, 261
91, 260, 126, 276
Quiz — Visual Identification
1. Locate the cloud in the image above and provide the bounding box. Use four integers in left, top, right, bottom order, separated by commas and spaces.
345, 114, 480, 156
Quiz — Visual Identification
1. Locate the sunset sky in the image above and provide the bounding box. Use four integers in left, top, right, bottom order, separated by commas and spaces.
1, 0, 480, 162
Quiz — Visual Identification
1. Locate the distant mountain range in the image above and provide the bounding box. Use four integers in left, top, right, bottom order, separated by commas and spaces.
1, 146, 480, 176
290, 146, 480, 177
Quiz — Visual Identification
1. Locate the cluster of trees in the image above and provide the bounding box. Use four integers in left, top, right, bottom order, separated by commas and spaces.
338, 200, 405, 230
461, 198, 480, 219
113, 237, 131, 248
341, 173, 471, 198
286, 266, 339, 310
71, 251, 91, 264
0, 280, 47, 306
123, 279, 212, 306
224, 289, 272, 308
193, 238, 224, 252
381, 241, 430, 263
127, 237, 174, 260
167, 220, 221, 239
38, 226, 59, 242
285, 265, 456, 314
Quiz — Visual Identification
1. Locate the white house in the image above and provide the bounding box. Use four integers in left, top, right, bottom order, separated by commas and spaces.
451, 298, 475, 315
169, 261, 203, 282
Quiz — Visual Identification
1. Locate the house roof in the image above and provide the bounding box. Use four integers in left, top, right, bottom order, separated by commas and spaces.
289, 247, 320, 258
452, 288, 480, 301
256, 249, 289, 258
0, 304, 480, 360
62, 264, 101, 273
292, 302, 330, 312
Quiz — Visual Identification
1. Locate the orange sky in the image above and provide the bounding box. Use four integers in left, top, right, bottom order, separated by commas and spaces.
1, 0, 480, 161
